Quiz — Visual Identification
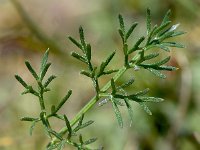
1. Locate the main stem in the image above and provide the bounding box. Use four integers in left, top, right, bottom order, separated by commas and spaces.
50, 51, 142, 144
58, 66, 127, 136
39, 96, 45, 110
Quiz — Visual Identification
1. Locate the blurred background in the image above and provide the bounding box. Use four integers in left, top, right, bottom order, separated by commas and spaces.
0, 0, 200, 149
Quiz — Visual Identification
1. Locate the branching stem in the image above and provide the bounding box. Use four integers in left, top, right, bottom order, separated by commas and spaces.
51, 45, 146, 144
50, 66, 127, 144
16, 9, 185, 149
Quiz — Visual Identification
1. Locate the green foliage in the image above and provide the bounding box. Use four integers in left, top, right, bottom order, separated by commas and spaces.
16, 9, 185, 149
15, 50, 99, 150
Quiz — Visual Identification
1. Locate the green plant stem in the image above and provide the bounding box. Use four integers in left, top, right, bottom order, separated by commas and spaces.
50, 66, 127, 145
50, 49, 144, 145
39, 96, 45, 110
38, 81, 46, 110
67, 66, 126, 131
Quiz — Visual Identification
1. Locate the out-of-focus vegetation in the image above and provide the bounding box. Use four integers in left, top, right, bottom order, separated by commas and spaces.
0, 0, 200, 150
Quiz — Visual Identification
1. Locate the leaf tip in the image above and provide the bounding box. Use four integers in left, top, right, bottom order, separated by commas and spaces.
46, 48, 50, 53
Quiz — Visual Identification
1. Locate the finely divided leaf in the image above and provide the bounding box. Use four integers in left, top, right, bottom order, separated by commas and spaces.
55, 90, 72, 113
132, 88, 150, 97
118, 14, 125, 43
57, 140, 65, 150
74, 120, 94, 132
51, 105, 56, 114
114, 99, 125, 106
125, 22, 138, 40
21, 117, 38, 121
146, 8, 151, 34
162, 42, 185, 48
40, 49, 49, 73
78, 114, 84, 126
64, 115, 72, 139
15, 75, 28, 88
157, 44, 171, 52
46, 143, 60, 150
119, 78, 134, 89
170, 31, 186, 37
29, 121, 36, 136
128, 36, 145, 54
79, 134, 84, 144
98, 51, 116, 76
159, 31, 174, 42
84, 138, 97, 145
40, 63, 51, 81
25, 61, 39, 80
118, 14, 125, 34
104, 51, 116, 66
139, 97, 164, 102
102, 69, 119, 75
80, 70, 92, 78
118, 29, 125, 43
124, 99, 134, 126
68, 36, 82, 49
44, 75, 56, 88
161, 9, 171, 25
48, 129, 63, 141
158, 65, 178, 71
139, 102, 152, 115
111, 78, 117, 94
154, 21, 171, 35
146, 25, 158, 45
153, 56, 170, 66
111, 100, 123, 128
21, 86, 39, 96
140, 56, 171, 68
144, 53, 159, 60
147, 68, 166, 79
79, 26, 87, 50
86, 44, 92, 61
40, 112, 49, 128
71, 52, 87, 63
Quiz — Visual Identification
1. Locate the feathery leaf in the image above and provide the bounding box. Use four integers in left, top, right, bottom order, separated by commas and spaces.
111, 99, 123, 128
126, 22, 138, 40
146, 8, 152, 35
25, 61, 39, 80
40, 49, 49, 73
